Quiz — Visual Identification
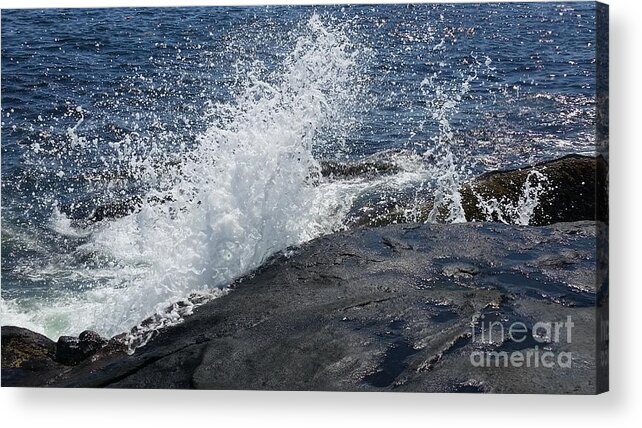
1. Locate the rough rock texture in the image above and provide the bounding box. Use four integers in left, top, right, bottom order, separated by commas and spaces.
349, 155, 607, 227
55, 336, 83, 366
461, 154, 608, 225
2, 221, 604, 393
55, 330, 109, 366
1, 326, 65, 387
1, 327, 115, 385
57, 154, 607, 229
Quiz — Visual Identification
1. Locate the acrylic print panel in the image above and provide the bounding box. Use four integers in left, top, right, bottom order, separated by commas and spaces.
1, 2, 608, 393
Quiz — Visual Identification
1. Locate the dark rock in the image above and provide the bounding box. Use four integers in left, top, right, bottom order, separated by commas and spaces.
319, 158, 399, 179
2, 326, 56, 369
381, 235, 414, 251
460, 154, 608, 225
56, 336, 83, 365
78, 330, 108, 356
88, 196, 143, 223
92, 334, 129, 358
2, 221, 604, 393
55, 331, 108, 366
349, 154, 608, 227
1, 326, 63, 387
60, 193, 174, 225
65, 154, 607, 229
442, 262, 480, 278
317, 149, 421, 180
59, 195, 141, 224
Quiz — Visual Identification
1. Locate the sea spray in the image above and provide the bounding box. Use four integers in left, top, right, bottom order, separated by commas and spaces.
514, 170, 550, 225
1, 15, 371, 340
0, 13, 557, 345
471, 169, 550, 225
418, 65, 479, 224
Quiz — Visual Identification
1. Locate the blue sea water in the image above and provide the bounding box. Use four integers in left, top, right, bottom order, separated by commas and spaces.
1, 3, 598, 341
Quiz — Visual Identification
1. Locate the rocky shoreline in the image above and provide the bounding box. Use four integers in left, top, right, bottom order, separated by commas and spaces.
348, 154, 608, 227
1, 155, 608, 392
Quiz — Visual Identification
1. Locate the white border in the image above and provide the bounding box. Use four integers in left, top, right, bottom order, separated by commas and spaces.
3, 0, 642, 427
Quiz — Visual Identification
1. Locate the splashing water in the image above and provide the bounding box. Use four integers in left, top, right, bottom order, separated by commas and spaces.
418, 59, 480, 224
1, 12, 555, 343
1, 15, 371, 340
472, 170, 550, 225
514, 170, 550, 225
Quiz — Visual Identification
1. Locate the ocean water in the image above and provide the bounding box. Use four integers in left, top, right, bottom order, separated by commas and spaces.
1, 3, 598, 342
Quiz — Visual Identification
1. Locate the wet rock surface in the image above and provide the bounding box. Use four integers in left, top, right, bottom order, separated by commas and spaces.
55, 154, 607, 230
1, 327, 64, 386
1, 327, 113, 385
461, 154, 608, 226
2, 221, 604, 393
319, 158, 400, 179
55, 336, 83, 366
55, 330, 109, 366
349, 154, 608, 227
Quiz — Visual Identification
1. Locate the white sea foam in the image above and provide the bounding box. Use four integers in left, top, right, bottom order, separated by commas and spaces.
472, 169, 550, 225
419, 69, 478, 224
49, 206, 92, 238
1, 15, 371, 341
1, 16, 550, 345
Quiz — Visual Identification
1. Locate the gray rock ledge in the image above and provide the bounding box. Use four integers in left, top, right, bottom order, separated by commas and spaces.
2, 220, 605, 393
